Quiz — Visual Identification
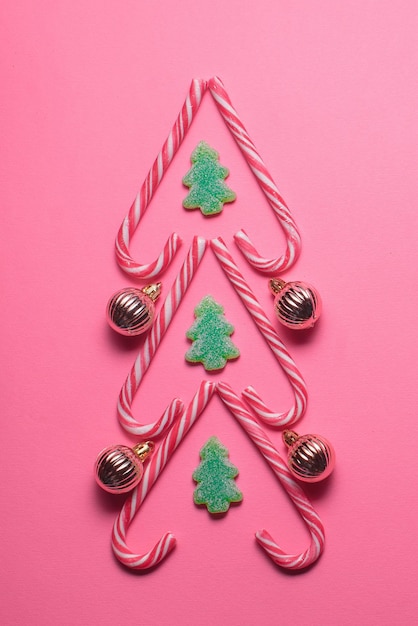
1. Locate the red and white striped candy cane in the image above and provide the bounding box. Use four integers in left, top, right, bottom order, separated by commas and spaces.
112, 380, 217, 570
115, 78, 208, 279
209, 76, 301, 275
211, 237, 307, 428
217, 381, 324, 570
118, 236, 208, 438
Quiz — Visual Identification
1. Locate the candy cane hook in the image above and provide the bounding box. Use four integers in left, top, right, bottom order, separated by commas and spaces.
118, 236, 208, 438
211, 237, 307, 428
112, 380, 217, 570
217, 382, 324, 570
209, 76, 302, 275
115, 78, 208, 279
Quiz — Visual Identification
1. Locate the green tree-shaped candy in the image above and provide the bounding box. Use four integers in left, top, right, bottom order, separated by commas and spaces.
182, 141, 236, 216
185, 295, 240, 371
193, 436, 243, 514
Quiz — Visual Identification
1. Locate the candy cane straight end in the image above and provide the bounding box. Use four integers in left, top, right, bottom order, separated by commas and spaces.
208, 76, 224, 89
194, 235, 208, 252
210, 235, 226, 251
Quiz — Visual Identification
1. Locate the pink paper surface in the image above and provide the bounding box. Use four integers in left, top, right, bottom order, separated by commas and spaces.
2, 1, 418, 624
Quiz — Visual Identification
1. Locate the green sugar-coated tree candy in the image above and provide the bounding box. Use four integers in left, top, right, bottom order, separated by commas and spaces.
185, 295, 240, 371
193, 436, 243, 514
182, 141, 236, 216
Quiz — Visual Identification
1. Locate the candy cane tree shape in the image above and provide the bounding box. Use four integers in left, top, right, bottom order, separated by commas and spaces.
193, 436, 243, 513
108, 78, 326, 573
112, 381, 325, 571
117, 237, 306, 441
185, 295, 240, 371
115, 77, 301, 279
182, 141, 236, 216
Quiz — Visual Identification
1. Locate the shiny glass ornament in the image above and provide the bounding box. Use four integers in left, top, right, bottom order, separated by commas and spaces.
283, 430, 335, 483
94, 441, 154, 494
106, 283, 161, 336
269, 278, 322, 330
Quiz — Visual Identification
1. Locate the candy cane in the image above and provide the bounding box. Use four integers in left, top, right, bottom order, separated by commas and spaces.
112, 380, 217, 570
118, 236, 208, 438
208, 76, 301, 274
115, 78, 208, 279
211, 237, 307, 427
217, 381, 324, 569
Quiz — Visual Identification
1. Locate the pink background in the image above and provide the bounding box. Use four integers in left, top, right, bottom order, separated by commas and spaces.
2, 1, 417, 624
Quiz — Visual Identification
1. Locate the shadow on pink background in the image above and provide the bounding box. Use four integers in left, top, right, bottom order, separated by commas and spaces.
1, 1, 417, 625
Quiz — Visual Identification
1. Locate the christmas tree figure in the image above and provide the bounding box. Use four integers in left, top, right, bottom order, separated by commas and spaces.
185, 295, 240, 371
193, 436, 243, 514
182, 141, 236, 216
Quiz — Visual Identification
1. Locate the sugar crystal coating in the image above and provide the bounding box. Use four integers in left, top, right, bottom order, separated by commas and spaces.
182, 141, 236, 216
185, 295, 240, 371
193, 436, 243, 514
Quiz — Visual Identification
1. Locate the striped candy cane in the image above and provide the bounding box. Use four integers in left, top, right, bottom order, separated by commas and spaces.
112, 380, 217, 570
211, 237, 307, 428
115, 78, 208, 279
118, 236, 208, 438
209, 76, 301, 274
217, 381, 324, 570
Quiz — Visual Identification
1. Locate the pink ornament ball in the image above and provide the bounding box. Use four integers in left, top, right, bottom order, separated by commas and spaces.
106, 283, 161, 336
269, 279, 322, 330
94, 442, 154, 494
283, 430, 335, 483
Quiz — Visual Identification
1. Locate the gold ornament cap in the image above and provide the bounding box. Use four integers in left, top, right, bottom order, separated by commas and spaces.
142, 283, 162, 301
269, 278, 287, 295
132, 440, 155, 462
282, 430, 300, 447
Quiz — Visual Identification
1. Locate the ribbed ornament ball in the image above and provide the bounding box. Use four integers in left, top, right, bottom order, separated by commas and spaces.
106, 283, 161, 336
269, 279, 322, 330
94, 441, 154, 494
283, 430, 335, 483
